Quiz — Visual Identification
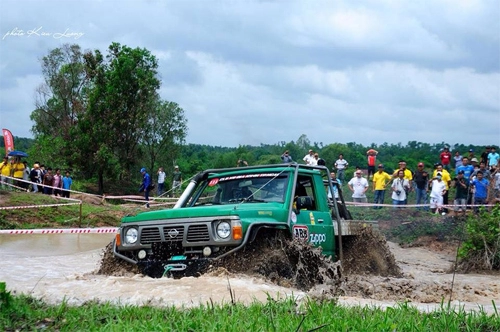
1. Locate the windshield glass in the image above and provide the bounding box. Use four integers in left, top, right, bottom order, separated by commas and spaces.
190, 173, 289, 206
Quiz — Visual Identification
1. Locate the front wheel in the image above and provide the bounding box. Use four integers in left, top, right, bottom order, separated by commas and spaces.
138, 260, 165, 278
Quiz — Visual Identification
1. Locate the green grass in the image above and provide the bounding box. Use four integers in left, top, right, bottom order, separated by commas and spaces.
1, 291, 498, 331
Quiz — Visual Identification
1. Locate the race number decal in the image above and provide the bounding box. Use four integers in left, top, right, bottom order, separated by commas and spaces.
293, 225, 309, 241
208, 178, 219, 187
309, 233, 326, 244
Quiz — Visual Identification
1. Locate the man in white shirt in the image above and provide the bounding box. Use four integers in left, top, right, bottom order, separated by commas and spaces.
310, 153, 320, 166
348, 170, 369, 203
303, 150, 315, 165
429, 172, 447, 214
334, 154, 348, 182
157, 167, 166, 196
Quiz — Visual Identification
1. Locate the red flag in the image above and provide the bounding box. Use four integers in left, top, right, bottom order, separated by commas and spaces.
2, 128, 15, 155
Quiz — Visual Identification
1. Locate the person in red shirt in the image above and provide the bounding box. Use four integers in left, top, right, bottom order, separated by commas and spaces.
440, 147, 452, 171
366, 149, 378, 179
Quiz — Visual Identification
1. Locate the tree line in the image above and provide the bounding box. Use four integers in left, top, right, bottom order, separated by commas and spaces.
173, 136, 482, 179
3, 133, 485, 191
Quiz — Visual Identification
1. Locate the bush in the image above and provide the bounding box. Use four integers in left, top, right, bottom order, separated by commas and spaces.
458, 206, 500, 271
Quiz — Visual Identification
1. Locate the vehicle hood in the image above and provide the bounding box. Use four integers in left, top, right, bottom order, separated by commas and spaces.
121, 202, 288, 223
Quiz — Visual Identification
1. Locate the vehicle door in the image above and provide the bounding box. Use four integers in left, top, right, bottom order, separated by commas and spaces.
291, 174, 335, 256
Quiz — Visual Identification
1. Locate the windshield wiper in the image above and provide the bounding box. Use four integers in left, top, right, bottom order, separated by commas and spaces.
228, 197, 266, 203
246, 198, 266, 202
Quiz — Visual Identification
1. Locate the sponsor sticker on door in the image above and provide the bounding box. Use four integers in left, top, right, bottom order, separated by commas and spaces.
292, 225, 309, 241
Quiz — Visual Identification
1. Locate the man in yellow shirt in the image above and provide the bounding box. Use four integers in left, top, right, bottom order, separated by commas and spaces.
1, 157, 11, 189
432, 163, 451, 213
392, 161, 413, 181
12, 157, 25, 188
372, 164, 392, 209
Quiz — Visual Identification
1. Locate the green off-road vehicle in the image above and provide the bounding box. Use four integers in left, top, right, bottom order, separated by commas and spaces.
113, 163, 375, 277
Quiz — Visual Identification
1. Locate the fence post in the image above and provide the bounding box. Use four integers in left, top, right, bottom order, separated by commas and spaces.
79, 201, 82, 227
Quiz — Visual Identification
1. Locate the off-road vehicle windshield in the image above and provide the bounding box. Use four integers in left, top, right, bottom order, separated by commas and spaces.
189, 173, 289, 206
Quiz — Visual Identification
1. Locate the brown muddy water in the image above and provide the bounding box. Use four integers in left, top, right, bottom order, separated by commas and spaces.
0, 232, 498, 313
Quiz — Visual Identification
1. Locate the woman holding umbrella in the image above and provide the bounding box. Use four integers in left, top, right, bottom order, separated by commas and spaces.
7, 151, 28, 190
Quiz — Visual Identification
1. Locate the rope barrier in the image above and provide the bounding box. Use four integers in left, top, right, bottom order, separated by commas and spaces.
0, 202, 81, 210
0, 227, 118, 235
344, 202, 498, 208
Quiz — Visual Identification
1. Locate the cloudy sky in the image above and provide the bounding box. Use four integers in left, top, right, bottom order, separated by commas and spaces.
1, 0, 499, 148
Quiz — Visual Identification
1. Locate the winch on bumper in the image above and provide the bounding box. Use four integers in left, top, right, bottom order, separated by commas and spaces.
113, 216, 243, 277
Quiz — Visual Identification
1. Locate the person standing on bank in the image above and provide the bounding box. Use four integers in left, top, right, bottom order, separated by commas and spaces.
366, 149, 378, 179
62, 171, 73, 198
0, 157, 11, 189
53, 168, 63, 196
335, 154, 348, 183
139, 167, 152, 208
429, 173, 447, 214
391, 170, 410, 207
22, 161, 30, 190
348, 169, 369, 204
470, 171, 489, 214
452, 170, 469, 213
29, 163, 41, 193
413, 162, 429, 211
42, 168, 54, 195
281, 150, 293, 163
440, 147, 452, 171
172, 165, 182, 197
372, 164, 392, 209
157, 167, 166, 196
303, 149, 315, 165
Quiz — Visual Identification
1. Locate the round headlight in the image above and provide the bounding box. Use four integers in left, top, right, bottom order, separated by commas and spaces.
216, 221, 231, 239
125, 228, 138, 244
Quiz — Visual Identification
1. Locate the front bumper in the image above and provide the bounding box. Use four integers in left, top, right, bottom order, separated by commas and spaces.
113, 217, 243, 264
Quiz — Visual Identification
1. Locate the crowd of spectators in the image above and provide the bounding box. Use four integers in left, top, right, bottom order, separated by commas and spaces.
333, 146, 499, 214
0, 157, 73, 198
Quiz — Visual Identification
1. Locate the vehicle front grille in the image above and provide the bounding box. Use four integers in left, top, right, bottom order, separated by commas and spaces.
140, 227, 161, 244
139, 222, 212, 244
187, 224, 210, 242
163, 226, 184, 242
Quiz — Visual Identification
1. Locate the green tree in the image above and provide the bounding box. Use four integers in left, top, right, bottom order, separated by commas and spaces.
142, 98, 188, 173
296, 134, 311, 152
30, 44, 88, 167
81, 43, 160, 192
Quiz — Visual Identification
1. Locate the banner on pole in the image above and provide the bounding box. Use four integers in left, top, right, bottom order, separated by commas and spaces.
2, 128, 15, 156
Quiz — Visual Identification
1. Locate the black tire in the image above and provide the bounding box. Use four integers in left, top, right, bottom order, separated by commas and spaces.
138, 261, 165, 278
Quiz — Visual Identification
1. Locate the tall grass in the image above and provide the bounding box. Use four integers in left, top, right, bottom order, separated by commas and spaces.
1, 292, 498, 331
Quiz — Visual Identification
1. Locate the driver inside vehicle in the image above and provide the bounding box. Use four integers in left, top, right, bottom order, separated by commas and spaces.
232, 180, 253, 201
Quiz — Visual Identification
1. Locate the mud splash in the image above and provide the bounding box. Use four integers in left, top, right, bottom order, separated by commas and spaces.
342, 227, 402, 277
210, 230, 343, 292
97, 227, 400, 295
96, 242, 140, 277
